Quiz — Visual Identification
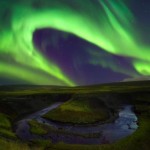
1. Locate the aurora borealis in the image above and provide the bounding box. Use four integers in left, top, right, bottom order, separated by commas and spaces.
0, 0, 150, 85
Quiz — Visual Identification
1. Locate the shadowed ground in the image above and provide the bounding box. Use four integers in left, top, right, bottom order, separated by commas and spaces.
0, 81, 150, 149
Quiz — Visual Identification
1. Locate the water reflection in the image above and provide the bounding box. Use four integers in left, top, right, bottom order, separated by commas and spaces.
16, 104, 138, 144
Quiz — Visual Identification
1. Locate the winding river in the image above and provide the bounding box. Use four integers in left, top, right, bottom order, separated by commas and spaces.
16, 102, 138, 144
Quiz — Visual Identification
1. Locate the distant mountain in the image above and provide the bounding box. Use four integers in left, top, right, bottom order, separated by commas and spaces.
123, 76, 150, 82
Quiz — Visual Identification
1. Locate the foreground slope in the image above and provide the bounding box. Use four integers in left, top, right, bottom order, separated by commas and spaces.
0, 81, 150, 149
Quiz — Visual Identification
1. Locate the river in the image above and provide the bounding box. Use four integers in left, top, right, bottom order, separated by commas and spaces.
16, 103, 138, 144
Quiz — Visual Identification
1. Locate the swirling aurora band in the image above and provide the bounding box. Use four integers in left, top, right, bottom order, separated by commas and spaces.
0, 0, 149, 85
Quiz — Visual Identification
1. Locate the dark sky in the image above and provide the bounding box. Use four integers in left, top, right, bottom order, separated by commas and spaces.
0, 0, 150, 86
130, 0, 150, 44
33, 28, 131, 85
33, 0, 150, 85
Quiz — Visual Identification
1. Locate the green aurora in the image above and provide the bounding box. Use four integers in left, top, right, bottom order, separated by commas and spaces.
0, 0, 149, 85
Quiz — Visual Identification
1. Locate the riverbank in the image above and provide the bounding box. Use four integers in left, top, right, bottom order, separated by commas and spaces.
43, 94, 111, 124
0, 105, 149, 150
15, 102, 138, 145
41, 116, 149, 150
0, 81, 150, 149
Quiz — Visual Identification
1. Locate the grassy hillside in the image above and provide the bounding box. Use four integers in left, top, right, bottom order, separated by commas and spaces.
1, 80, 150, 96
44, 94, 110, 124
0, 81, 150, 149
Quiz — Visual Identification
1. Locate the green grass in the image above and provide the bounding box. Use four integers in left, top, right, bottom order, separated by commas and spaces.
30, 139, 52, 150
0, 82, 150, 149
40, 105, 150, 150
29, 119, 102, 138
0, 129, 16, 139
29, 120, 48, 135
30, 95, 150, 150
7, 103, 150, 149
1, 80, 150, 96
0, 138, 45, 150
0, 139, 30, 150
0, 113, 11, 128
0, 113, 16, 139
25, 112, 150, 150
44, 95, 110, 124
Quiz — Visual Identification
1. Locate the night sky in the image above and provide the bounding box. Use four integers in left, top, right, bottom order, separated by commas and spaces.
0, 0, 150, 86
